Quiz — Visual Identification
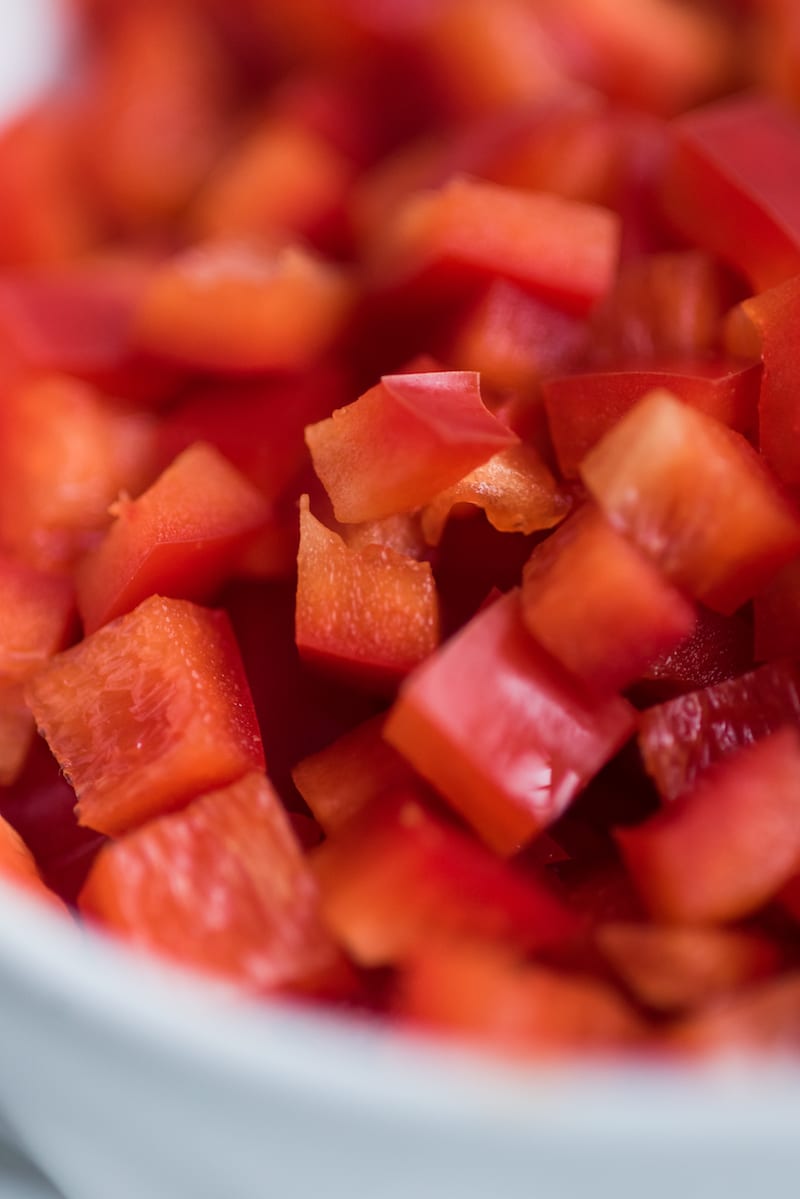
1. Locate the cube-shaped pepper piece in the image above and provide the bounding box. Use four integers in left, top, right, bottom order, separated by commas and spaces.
26, 595, 264, 837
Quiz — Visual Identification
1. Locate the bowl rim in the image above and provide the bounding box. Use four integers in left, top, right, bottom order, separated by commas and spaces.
1, 877, 800, 1147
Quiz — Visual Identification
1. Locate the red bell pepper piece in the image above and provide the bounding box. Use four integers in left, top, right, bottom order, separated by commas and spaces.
291, 714, 419, 834
0, 104, 96, 268
158, 365, 345, 503
617, 728, 800, 923
225, 579, 383, 809
0, 739, 105, 905
372, 176, 621, 317
544, 360, 761, 479
672, 974, 800, 1054
397, 941, 643, 1058
26, 595, 264, 837
75, 0, 232, 230
420, 444, 571, 547
0, 686, 36, 788
0, 813, 66, 911
421, 0, 572, 117
191, 115, 353, 251
580, 388, 800, 613
538, 0, 734, 116
597, 922, 780, 1015
639, 658, 800, 803
634, 603, 754, 704
660, 94, 800, 292
752, 0, 800, 110
591, 251, 739, 365
521, 505, 696, 696
79, 771, 351, 997
0, 555, 74, 683
729, 274, 800, 490
0, 258, 181, 406
0, 552, 75, 786
446, 279, 589, 394
0, 374, 157, 571
296, 497, 439, 688
305, 369, 516, 524
384, 589, 637, 855
754, 554, 800, 661
76, 443, 270, 634
311, 789, 578, 966
136, 241, 354, 374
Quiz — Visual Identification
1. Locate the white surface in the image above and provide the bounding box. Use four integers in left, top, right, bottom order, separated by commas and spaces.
0, 1135, 61, 1199
0, 881, 799, 1199
0, 0, 70, 122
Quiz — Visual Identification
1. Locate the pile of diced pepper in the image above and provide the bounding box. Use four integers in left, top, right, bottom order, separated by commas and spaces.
3, 0, 800, 1058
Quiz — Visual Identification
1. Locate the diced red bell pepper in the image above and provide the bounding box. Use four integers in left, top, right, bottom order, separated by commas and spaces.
225, 579, 383, 808
634, 603, 754, 704
269, 69, 378, 168
0, 553, 72, 783
26, 595, 264, 837
136, 241, 354, 374
777, 872, 800, 925
0, 738, 105, 905
0, 555, 74, 683
0, 684, 36, 787
0, 258, 181, 406
342, 512, 429, 560
311, 789, 578, 966
446, 279, 590, 394
538, 0, 734, 115
79, 771, 350, 997
384, 589, 637, 855
253, 0, 441, 62
0, 104, 96, 268
597, 922, 780, 1014
421, 0, 572, 117
191, 116, 353, 251
76, 443, 270, 634
617, 729, 800, 923
371, 176, 621, 318
480, 97, 630, 207
520, 505, 696, 696
353, 94, 626, 251
672, 974, 800, 1054
728, 274, 800, 490
580, 388, 800, 613
75, 0, 232, 230
306, 370, 516, 524
0, 374, 157, 571
660, 94, 800, 292
397, 941, 643, 1058
638, 658, 800, 803
753, 0, 800, 109
0, 812, 66, 911
420, 444, 571, 547
555, 859, 645, 927
590, 251, 739, 365
296, 497, 439, 689
754, 555, 800, 661
544, 361, 761, 480
291, 714, 419, 833
158, 366, 344, 502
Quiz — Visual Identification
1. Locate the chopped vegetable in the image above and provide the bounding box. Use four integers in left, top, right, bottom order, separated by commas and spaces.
1, 0, 800, 1060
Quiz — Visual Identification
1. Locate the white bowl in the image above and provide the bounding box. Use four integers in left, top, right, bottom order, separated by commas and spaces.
1, 879, 800, 1199
0, 0, 71, 124
2, 5, 800, 1196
